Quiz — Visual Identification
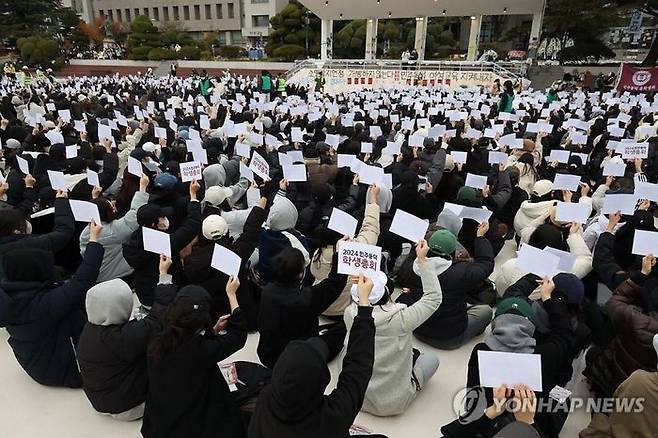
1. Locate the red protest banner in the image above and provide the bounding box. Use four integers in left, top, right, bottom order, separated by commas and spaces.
616, 63, 658, 93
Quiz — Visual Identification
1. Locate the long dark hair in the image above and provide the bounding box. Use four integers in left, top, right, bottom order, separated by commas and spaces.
148, 295, 211, 362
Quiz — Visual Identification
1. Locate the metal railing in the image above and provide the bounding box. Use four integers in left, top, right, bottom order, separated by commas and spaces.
285, 58, 526, 82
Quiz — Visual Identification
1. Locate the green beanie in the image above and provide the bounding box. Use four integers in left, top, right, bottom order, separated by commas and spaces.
495, 297, 534, 320
428, 229, 457, 256
456, 186, 481, 207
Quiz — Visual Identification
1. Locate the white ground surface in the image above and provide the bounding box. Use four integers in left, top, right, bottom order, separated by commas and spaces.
0, 240, 591, 437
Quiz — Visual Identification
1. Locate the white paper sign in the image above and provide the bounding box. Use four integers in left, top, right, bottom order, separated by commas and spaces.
69, 200, 101, 224
451, 151, 468, 164
16, 156, 30, 175
552, 173, 581, 191
488, 151, 508, 166
47, 170, 68, 191
282, 164, 307, 182
179, 161, 202, 182
555, 202, 590, 224
65, 145, 78, 159
127, 156, 143, 177
337, 241, 381, 279
239, 161, 254, 182
544, 247, 577, 273
516, 244, 561, 278
211, 243, 242, 277
478, 351, 543, 391
389, 210, 429, 243
632, 230, 658, 256
236, 143, 251, 158
358, 164, 384, 185
87, 169, 101, 187
621, 142, 649, 159
601, 194, 638, 215
602, 160, 626, 177
548, 150, 571, 164
249, 152, 270, 181
325, 134, 339, 148
142, 227, 172, 257
465, 173, 488, 190
328, 208, 358, 238
635, 181, 658, 202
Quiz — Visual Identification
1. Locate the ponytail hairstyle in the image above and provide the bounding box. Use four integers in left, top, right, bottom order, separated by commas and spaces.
148, 287, 212, 362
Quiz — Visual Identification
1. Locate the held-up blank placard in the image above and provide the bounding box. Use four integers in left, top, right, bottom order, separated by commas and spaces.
328, 208, 358, 238
555, 202, 590, 224
515, 244, 560, 278
451, 151, 467, 164
69, 200, 101, 224
601, 194, 638, 215
87, 169, 101, 188
478, 351, 543, 391
632, 230, 658, 256
552, 173, 581, 191
142, 227, 171, 258
127, 156, 143, 177
465, 173, 488, 190
211, 243, 242, 277
389, 210, 429, 243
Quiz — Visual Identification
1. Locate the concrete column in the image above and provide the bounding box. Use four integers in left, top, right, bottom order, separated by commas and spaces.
466, 15, 482, 61
529, 11, 544, 44
225, 31, 232, 45
320, 18, 333, 60
365, 18, 378, 60
414, 17, 428, 60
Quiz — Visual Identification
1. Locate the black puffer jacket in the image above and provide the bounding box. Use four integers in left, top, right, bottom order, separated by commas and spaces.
123, 200, 201, 306
249, 306, 375, 438
398, 237, 494, 339
77, 281, 176, 414
0, 242, 103, 387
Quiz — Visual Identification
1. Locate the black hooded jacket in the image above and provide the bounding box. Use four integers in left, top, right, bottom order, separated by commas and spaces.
141, 288, 248, 438
123, 200, 201, 306
256, 253, 347, 368
0, 242, 103, 387
249, 306, 374, 438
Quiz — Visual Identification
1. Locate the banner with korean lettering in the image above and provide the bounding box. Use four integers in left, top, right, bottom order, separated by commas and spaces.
337, 241, 382, 279
616, 64, 658, 93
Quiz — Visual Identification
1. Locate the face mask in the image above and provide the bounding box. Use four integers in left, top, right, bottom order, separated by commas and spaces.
157, 217, 170, 231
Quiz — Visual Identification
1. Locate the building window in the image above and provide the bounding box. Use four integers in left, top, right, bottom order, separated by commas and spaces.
218, 32, 227, 44
125, 9, 131, 22
163, 6, 169, 21
252, 15, 269, 27
134, 8, 139, 18
205, 4, 211, 19
107, 10, 114, 21
173, 6, 180, 20
99, 9, 104, 18
183, 5, 190, 20
194, 5, 200, 20
231, 30, 244, 43
216, 4, 223, 18
252, 0, 269, 3
143, 7, 149, 18
152, 7, 159, 21
227, 3, 234, 18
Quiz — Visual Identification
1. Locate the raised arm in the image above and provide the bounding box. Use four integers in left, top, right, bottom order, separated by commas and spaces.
399, 243, 449, 332
326, 304, 374, 429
